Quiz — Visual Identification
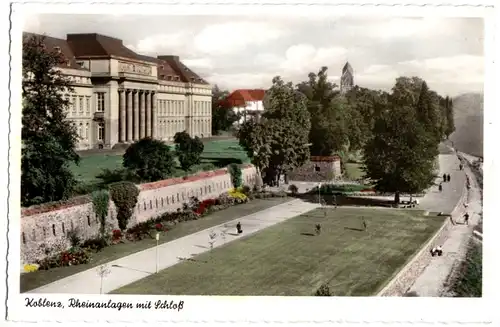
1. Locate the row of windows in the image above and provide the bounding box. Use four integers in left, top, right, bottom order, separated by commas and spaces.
64, 92, 106, 115
193, 101, 211, 116
158, 100, 184, 116
158, 119, 184, 138
71, 122, 105, 142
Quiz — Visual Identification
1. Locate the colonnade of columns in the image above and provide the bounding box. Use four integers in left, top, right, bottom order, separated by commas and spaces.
118, 89, 157, 142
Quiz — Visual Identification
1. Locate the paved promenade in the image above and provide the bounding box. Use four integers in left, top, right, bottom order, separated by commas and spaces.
408, 156, 482, 296
29, 199, 320, 294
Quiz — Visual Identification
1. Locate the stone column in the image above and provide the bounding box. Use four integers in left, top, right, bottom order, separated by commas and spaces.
145, 91, 152, 137
119, 90, 126, 142
133, 90, 139, 140
152, 92, 157, 139
126, 90, 133, 142
140, 91, 146, 139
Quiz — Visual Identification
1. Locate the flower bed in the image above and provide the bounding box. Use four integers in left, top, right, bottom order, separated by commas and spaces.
31, 187, 285, 271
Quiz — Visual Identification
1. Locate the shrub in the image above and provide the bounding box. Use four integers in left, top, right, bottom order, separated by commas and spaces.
228, 188, 247, 201
109, 181, 140, 231
23, 264, 39, 273
66, 227, 81, 247
228, 164, 243, 188
315, 283, 332, 296
111, 229, 123, 243
288, 184, 299, 195
92, 189, 109, 235
174, 131, 204, 171
126, 222, 153, 241
123, 137, 176, 182
37, 247, 91, 270
241, 185, 252, 196
81, 237, 108, 252
155, 223, 163, 232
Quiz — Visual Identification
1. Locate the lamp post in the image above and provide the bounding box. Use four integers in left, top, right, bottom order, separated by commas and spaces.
318, 182, 322, 206
155, 232, 159, 274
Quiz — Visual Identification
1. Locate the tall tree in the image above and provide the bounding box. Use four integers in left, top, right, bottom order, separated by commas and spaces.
239, 76, 311, 185
211, 85, 240, 135
174, 131, 204, 171
298, 67, 352, 155
22, 34, 80, 206
364, 83, 438, 204
444, 96, 456, 138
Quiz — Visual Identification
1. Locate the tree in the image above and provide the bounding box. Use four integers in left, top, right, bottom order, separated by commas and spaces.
173, 131, 204, 171
21, 34, 80, 206
239, 76, 311, 185
444, 97, 456, 138
211, 85, 240, 135
122, 137, 175, 182
363, 100, 438, 204
415, 81, 443, 142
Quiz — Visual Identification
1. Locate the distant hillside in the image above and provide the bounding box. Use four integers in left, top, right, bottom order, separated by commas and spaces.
449, 93, 484, 157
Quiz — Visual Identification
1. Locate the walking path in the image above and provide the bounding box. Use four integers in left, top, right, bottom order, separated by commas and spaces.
29, 199, 320, 294
408, 155, 482, 296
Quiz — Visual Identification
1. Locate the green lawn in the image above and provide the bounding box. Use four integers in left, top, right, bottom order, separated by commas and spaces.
113, 207, 445, 296
345, 163, 365, 180
71, 138, 250, 185
20, 197, 291, 293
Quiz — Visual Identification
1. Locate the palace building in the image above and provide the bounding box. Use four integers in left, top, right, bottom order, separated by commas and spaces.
23, 32, 213, 150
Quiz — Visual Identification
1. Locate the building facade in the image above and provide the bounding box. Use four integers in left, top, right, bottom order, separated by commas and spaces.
340, 62, 354, 94
226, 89, 266, 125
24, 32, 212, 150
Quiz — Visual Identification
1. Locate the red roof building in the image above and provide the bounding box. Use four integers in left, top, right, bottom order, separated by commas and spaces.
226, 89, 266, 125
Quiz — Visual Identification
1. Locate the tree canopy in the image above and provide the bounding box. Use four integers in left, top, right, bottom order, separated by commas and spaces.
173, 131, 205, 171
122, 137, 176, 182
211, 85, 240, 135
238, 76, 311, 185
21, 34, 80, 206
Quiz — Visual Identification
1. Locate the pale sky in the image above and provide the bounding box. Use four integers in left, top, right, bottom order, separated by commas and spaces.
24, 15, 484, 97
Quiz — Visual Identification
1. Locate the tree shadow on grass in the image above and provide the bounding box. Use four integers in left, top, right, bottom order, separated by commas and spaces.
344, 227, 366, 232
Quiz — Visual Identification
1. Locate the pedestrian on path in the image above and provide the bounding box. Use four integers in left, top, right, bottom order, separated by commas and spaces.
443, 173, 447, 182
447, 174, 451, 182
464, 212, 470, 225
438, 183, 443, 192
459, 163, 463, 171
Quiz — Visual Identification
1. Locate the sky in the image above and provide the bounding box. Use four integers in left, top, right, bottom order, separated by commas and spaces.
23, 14, 484, 97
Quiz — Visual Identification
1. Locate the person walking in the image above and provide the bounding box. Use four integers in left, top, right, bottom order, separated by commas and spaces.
447, 174, 451, 182
442, 173, 447, 182
438, 183, 443, 192
464, 212, 470, 225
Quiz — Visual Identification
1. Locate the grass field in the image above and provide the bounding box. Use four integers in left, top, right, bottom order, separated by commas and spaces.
70, 138, 250, 184
20, 197, 291, 293
113, 207, 445, 296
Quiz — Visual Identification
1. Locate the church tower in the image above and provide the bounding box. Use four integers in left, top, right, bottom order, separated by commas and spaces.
340, 62, 354, 94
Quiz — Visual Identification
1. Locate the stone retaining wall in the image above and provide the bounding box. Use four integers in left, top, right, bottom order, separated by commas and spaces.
377, 181, 468, 296
20, 165, 257, 264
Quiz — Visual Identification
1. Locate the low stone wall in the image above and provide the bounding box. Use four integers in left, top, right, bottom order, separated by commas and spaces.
377, 182, 469, 296
20, 165, 257, 264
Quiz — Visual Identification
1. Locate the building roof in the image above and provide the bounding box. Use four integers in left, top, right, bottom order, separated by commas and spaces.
23, 32, 208, 84
23, 32, 87, 71
226, 89, 266, 107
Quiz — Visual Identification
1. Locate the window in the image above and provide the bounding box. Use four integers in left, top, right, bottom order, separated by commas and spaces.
96, 92, 105, 112
86, 96, 90, 113
78, 123, 83, 139
72, 96, 77, 113
97, 122, 105, 141
79, 96, 84, 112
